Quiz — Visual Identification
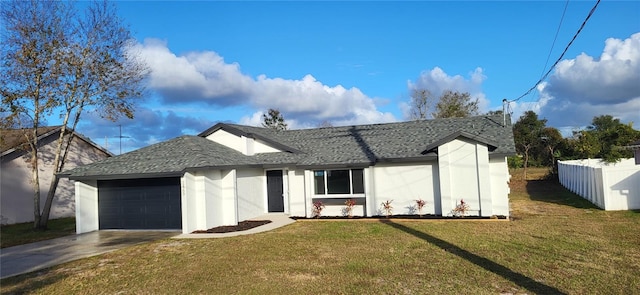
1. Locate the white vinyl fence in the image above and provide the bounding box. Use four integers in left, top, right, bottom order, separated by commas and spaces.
558, 158, 640, 210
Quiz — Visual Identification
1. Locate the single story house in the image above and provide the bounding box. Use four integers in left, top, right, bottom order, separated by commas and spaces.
62, 114, 516, 234
1, 126, 112, 225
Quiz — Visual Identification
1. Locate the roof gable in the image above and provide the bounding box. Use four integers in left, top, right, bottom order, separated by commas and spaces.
1, 126, 61, 155
421, 130, 499, 154
199, 123, 303, 154
1, 126, 112, 157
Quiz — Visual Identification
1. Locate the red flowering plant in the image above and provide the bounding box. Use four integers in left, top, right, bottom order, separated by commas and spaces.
415, 199, 426, 217
344, 199, 357, 218
381, 200, 393, 218
452, 199, 470, 217
312, 201, 325, 218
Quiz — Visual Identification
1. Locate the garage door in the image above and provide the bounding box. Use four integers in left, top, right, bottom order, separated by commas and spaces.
98, 178, 182, 230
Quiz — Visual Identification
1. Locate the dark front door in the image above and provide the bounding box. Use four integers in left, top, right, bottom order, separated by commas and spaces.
267, 170, 284, 212
98, 178, 182, 230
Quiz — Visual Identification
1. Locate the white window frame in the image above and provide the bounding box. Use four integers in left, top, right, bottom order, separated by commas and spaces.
313, 169, 365, 197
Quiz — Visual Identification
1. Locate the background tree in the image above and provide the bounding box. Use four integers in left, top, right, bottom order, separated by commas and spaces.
572, 115, 640, 162
408, 88, 434, 120
433, 90, 479, 118
1, 0, 147, 229
262, 108, 288, 131
317, 120, 333, 128
512, 111, 547, 179
540, 127, 563, 172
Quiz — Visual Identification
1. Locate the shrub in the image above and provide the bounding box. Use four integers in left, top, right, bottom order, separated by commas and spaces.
381, 200, 393, 218
415, 199, 426, 216
344, 199, 356, 218
452, 199, 470, 217
312, 201, 325, 218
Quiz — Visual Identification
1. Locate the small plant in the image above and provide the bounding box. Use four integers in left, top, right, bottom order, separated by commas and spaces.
452, 199, 470, 217
415, 199, 426, 216
344, 199, 357, 218
312, 201, 325, 218
381, 200, 393, 217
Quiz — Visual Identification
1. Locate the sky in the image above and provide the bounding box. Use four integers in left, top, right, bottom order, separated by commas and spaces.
63, 1, 639, 154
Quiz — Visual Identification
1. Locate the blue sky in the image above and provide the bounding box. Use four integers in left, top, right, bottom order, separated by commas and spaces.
68, 1, 639, 154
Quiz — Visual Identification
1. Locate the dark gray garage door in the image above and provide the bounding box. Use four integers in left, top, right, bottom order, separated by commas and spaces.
98, 178, 181, 230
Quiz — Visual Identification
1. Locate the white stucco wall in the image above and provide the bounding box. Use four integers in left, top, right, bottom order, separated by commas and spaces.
1, 132, 110, 225
252, 139, 282, 154
437, 138, 502, 217
181, 170, 229, 234
75, 180, 98, 234
181, 172, 198, 233
220, 169, 238, 225
288, 169, 306, 217
489, 156, 511, 216
371, 163, 439, 216
237, 168, 265, 221
206, 129, 282, 155
205, 130, 244, 153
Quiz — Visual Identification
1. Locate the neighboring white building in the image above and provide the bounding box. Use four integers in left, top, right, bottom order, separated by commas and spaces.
63, 115, 516, 234
1, 126, 112, 225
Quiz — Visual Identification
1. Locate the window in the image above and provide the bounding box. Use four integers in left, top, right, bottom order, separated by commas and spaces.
313, 169, 365, 195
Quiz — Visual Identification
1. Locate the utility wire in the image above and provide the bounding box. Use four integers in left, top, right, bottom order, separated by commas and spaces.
509, 0, 601, 103
517, 0, 571, 115
539, 0, 570, 83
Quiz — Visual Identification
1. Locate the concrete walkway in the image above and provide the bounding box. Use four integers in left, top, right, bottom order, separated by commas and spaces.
1, 214, 295, 279
0, 231, 178, 279
174, 213, 296, 239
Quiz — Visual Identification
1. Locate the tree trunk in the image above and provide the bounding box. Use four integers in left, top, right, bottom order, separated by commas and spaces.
39, 175, 60, 229
523, 145, 530, 180
39, 104, 82, 229
31, 146, 41, 229
28, 130, 42, 229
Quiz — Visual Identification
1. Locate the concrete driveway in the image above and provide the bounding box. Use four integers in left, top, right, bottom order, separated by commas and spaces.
0, 230, 178, 279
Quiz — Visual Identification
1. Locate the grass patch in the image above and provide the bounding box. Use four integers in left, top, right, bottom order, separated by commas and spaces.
2, 170, 639, 294
0, 218, 75, 249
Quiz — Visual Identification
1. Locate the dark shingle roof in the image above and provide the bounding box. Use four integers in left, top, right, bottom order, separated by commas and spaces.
1, 126, 61, 154
62, 136, 259, 179
64, 114, 515, 179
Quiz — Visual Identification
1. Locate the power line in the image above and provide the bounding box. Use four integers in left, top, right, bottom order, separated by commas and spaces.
509, 0, 601, 103
539, 0, 570, 82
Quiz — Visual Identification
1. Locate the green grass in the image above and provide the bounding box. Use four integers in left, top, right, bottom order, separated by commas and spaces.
2, 170, 639, 294
0, 218, 75, 249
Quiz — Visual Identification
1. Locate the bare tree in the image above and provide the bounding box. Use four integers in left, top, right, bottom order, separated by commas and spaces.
262, 109, 288, 131
409, 88, 434, 120
433, 90, 479, 118
1, 0, 148, 229
317, 120, 333, 128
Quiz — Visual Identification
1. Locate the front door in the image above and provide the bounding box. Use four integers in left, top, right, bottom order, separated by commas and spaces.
267, 170, 284, 212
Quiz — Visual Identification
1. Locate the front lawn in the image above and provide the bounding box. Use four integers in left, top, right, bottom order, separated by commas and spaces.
0, 218, 75, 249
2, 170, 639, 294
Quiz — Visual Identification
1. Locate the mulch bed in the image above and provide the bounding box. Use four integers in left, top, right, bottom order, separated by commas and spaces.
191, 220, 272, 234
291, 214, 508, 220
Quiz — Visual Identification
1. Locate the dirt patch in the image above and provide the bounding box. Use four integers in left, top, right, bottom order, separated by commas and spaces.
191, 220, 271, 234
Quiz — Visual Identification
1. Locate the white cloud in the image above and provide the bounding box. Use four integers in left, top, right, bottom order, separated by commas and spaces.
406, 67, 490, 118
135, 38, 396, 127
135, 39, 254, 105
539, 33, 640, 128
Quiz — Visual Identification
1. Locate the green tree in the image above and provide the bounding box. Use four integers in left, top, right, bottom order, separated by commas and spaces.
433, 90, 479, 118
540, 127, 563, 171
512, 111, 547, 179
262, 108, 288, 131
585, 115, 639, 162
1, 0, 148, 229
